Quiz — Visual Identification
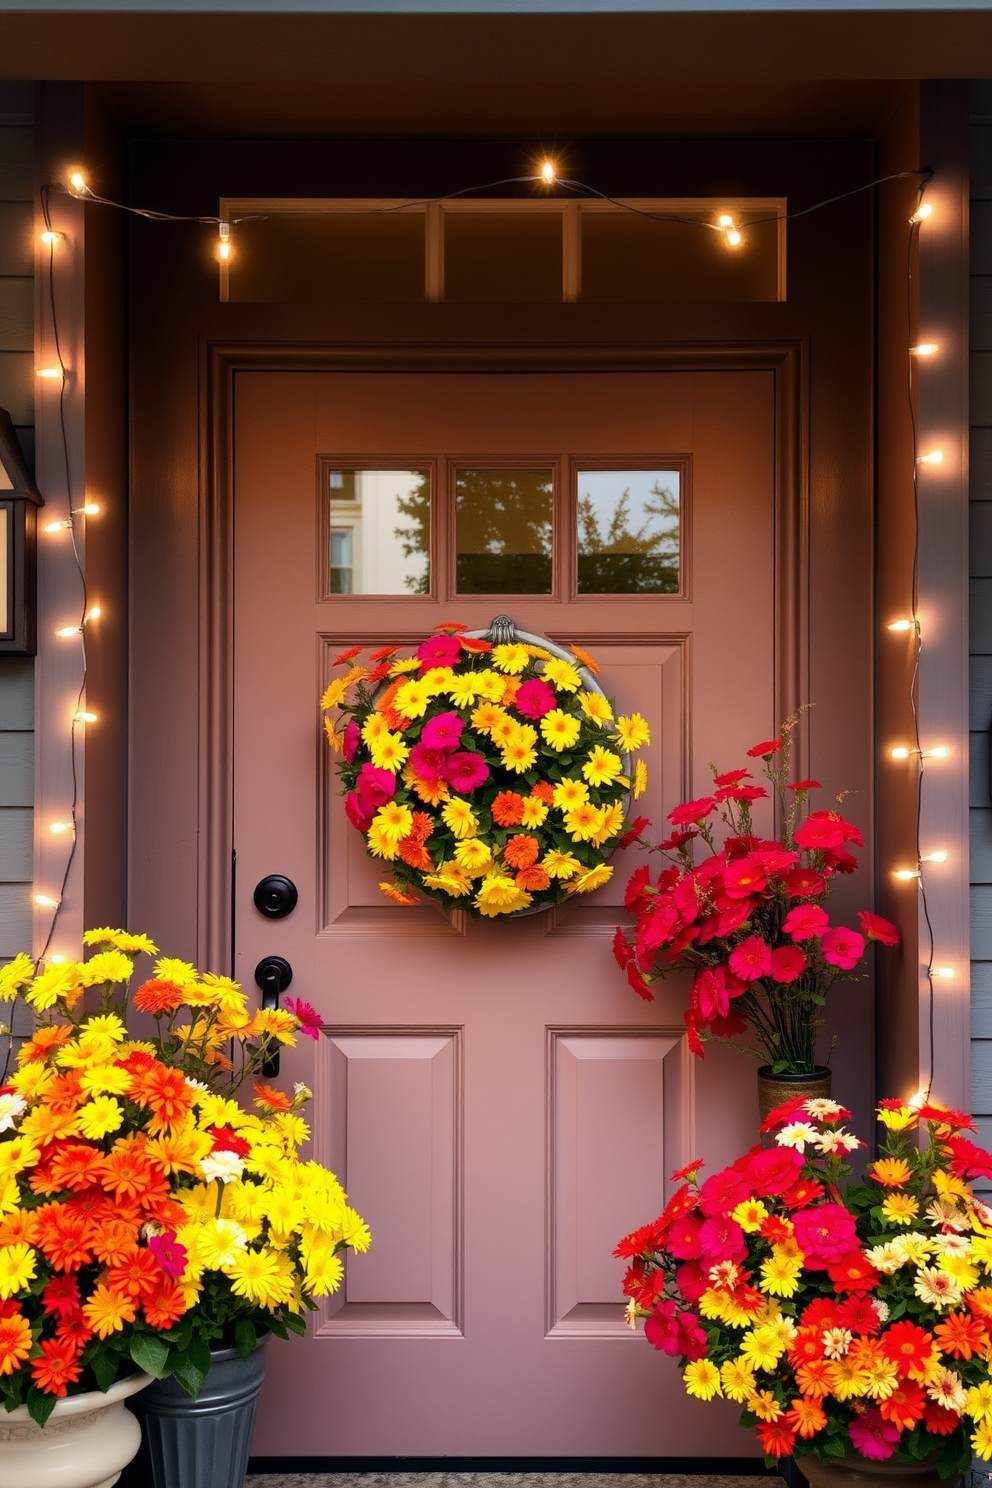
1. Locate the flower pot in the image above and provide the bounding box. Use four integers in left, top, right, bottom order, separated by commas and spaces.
757, 1064, 832, 1123
0, 1370, 151, 1488
128, 1333, 268, 1488
796, 1450, 956, 1488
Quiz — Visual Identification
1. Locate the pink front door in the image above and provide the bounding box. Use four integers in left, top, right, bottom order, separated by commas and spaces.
233, 367, 777, 1457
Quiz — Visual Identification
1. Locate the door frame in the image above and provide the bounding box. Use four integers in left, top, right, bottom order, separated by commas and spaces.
199, 339, 809, 970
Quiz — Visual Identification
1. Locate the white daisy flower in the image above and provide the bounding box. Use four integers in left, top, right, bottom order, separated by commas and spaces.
776, 1121, 820, 1152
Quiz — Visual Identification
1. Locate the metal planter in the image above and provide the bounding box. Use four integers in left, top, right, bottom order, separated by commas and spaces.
127, 1333, 268, 1488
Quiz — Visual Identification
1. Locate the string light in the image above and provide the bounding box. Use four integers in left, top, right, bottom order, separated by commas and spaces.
67, 171, 88, 195
725, 228, 742, 249
35, 368, 62, 380
44, 520, 71, 533
85, 606, 100, 622
55, 625, 80, 638
890, 747, 912, 759
910, 343, 938, 356
921, 851, 948, 863
48, 822, 72, 836
73, 711, 97, 724
540, 161, 557, 185
910, 202, 932, 224
33, 894, 59, 909
889, 744, 950, 760
893, 868, 921, 881
217, 222, 231, 261
43, 504, 99, 535
923, 746, 950, 759
47, 955, 66, 966
39, 230, 62, 247
916, 449, 943, 465
887, 619, 915, 632
934, 967, 955, 979
908, 1090, 928, 1109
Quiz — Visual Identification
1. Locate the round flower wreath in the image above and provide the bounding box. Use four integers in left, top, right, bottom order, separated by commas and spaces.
321, 622, 651, 918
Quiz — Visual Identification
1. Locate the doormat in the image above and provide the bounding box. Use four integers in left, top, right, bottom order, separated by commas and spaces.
245, 1472, 779, 1488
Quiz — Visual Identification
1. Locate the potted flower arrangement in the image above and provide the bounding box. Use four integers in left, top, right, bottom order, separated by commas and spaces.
321, 620, 651, 917
615, 1096, 992, 1488
0, 929, 369, 1488
611, 719, 900, 1115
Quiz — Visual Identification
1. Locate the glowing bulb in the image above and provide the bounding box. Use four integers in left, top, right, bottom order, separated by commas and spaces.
911, 343, 938, 356
933, 966, 954, 979
726, 229, 742, 248
74, 711, 97, 724
68, 171, 87, 194
911, 202, 932, 223
74, 503, 99, 516
908, 1090, 927, 1109
217, 221, 231, 262
44, 520, 72, 533
893, 868, 920, 881
55, 626, 80, 638
540, 161, 556, 185
924, 746, 950, 759
48, 822, 72, 835
890, 747, 911, 760
718, 214, 734, 228
85, 607, 101, 622
47, 954, 66, 966
917, 450, 943, 465
40, 230, 61, 246
33, 894, 59, 908
921, 851, 948, 863
887, 619, 914, 632
36, 368, 62, 380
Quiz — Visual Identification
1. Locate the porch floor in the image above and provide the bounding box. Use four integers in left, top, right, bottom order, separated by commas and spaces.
244, 1475, 772, 1488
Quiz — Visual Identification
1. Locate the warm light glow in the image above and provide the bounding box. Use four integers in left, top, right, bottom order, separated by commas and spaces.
68, 171, 87, 194
725, 229, 742, 248
36, 368, 62, 380
540, 161, 556, 185
48, 822, 72, 835
74, 711, 97, 724
911, 202, 932, 224
917, 450, 944, 465
893, 868, 920, 881
75, 503, 99, 516
908, 1089, 927, 1110
40, 230, 61, 246
718, 214, 734, 228
33, 894, 59, 908
924, 746, 950, 759
85, 607, 101, 622
887, 619, 914, 632
890, 747, 911, 760
933, 966, 955, 979
921, 851, 948, 863
55, 626, 80, 638
217, 221, 231, 262
911, 343, 939, 357
47, 955, 66, 966
44, 520, 71, 534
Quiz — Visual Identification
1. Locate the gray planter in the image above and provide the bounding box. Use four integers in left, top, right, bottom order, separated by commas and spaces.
128, 1333, 268, 1488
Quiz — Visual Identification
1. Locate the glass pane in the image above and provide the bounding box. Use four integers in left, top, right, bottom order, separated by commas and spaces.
576, 469, 680, 594
580, 212, 780, 303
328, 469, 430, 595
455, 470, 553, 594
443, 213, 563, 304
228, 214, 426, 304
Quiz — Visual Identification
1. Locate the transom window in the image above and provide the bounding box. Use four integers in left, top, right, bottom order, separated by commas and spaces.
221, 198, 784, 304
322, 459, 684, 600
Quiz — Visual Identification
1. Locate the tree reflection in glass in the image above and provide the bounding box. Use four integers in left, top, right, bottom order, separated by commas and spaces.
453, 470, 553, 595
576, 470, 680, 593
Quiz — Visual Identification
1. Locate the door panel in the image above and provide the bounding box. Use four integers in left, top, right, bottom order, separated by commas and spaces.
234, 368, 776, 1457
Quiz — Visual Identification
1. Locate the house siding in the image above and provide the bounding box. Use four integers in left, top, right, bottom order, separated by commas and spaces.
0, 84, 34, 963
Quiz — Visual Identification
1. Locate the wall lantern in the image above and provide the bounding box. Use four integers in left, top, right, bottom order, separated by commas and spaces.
0, 408, 43, 656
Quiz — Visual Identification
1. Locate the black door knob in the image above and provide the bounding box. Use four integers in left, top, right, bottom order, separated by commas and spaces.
253, 875, 298, 919
254, 956, 293, 1078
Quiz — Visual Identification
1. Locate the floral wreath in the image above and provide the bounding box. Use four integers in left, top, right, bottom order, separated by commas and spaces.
321, 619, 651, 918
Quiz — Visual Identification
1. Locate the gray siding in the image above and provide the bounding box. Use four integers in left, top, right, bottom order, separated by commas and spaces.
0, 85, 33, 959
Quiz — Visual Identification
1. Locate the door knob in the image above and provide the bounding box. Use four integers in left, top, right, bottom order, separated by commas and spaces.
254, 957, 293, 1076
253, 875, 298, 919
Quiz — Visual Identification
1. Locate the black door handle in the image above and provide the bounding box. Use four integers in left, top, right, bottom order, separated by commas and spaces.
253, 875, 298, 919
254, 957, 293, 1076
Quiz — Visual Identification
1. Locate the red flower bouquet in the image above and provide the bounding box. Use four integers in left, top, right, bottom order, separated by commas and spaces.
615, 1097, 992, 1480
612, 720, 900, 1075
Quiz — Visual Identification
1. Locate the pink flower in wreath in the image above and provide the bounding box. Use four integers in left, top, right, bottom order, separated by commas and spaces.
356, 764, 396, 814
698, 1215, 747, 1264
729, 935, 772, 982
849, 1410, 900, 1461
409, 743, 451, 782
644, 1299, 679, 1354
514, 678, 557, 719
345, 792, 374, 833
791, 1203, 858, 1266
822, 925, 865, 970
416, 634, 461, 666
445, 752, 490, 792
421, 711, 464, 751
342, 720, 361, 764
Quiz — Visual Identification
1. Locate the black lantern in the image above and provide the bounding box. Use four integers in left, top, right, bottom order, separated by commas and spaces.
0, 408, 43, 656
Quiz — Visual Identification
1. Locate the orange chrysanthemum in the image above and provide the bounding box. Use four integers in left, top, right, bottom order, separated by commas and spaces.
503, 835, 539, 870
101, 1133, 167, 1203
934, 1310, 989, 1360
500, 678, 521, 705
107, 1247, 161, 1301
20, 1024, 73, 1063
33, 1204, 93, 1273
409, 811, 433, 843
254, 1083, 292, 1112
492, 792, 526, 827
530, 781, 556, 804
133, 979, 185, 1015
0, 1210, 39, 1249
569, 644, 600, 674
81, 1283, 137, 1339
789, 1327, 827, 1366
369, 645, 400, 662
50, 1143, 106, 1193
332, 645, 362, 666
786, 1397, 827, 1440
879, 1380, 927, 1429
881, 1321, 936, 1378
143, 1280, 188, 1330
55, 1311, 92, 1349
756, 1421, 796, 1460
871, 1157, 912, 1187
144, 1196, 188, 1232
460, 637, 491, 653
127, 1064, 194, 1134
398, 839, 433, 871
44, 1071, 85, 1115
795, 1359, 834, 1398
24, 1106, 80, 1148
377, 679, 404, 714
31, 1337, 83, 1397
379, 883, 420, 906
90, 1221, 142, 1268
515, 866, 551, 892
0, 1312, 32, 1375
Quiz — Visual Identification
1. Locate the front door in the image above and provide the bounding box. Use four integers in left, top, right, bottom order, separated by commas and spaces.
233, 367, 779, 1457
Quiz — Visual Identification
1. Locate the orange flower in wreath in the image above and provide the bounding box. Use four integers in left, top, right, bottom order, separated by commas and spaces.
30, 1338, 83, 1398
504, 835, 539, 870
128, 1064, 195, 1134
492, 792, 526, 827
0, 1312, 32, 1374
871, 1157, 912, 1187
82, 1283, 137, 1338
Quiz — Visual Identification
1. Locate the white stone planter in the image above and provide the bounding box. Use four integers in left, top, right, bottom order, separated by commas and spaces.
0, 1371, 152, 1488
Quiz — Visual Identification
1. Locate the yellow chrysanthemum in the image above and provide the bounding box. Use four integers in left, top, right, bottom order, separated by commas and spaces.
362, 713, 387, 745
366, 822, 398, 860
579, 691, 613, 724
0, 1243, 34, 1300
79, 1063, 132, 1096
542, 659, 582, 693
829, 1356, 870, 1400
320, 678, 350, 710
447, 673, 484, 706
0, 954, 34, 1003
224, 1247, 291, 1307
877, 1104, 917, 1131
938, 1253, 980, 1291
540, 710, 581, 752
324, 718, 343, 750
614, 713, 651, 750
552, 778, 589, 811
305, 1251, 345, 1296
371, 803, 414, 847
881, 1193, 920, 1225
591, 800, 625, 846
77, 1096, 125, 1140
519, 798, 549, 827
441, 798, 478, 840
25, 963, 82, 1011
564, 802, 609, 843
453, 839, 493, 876
732, 1199, 769, 1232
470, 702, 506, 735
393, 678, 433, 720
633, 759, 648, 799
474, 874, 531, 917
501, 735, 538, 774
387, 657, 421, 676
582, 746, 623, 788
566, 865, 613, 894
759, 1250, 803, 1297
934, 1169, 972, 1204
972, 1421, 992, 1460
422, 866, 472, 897
740, 1328, 784, 1372
473, 670, 508, 702
749, 1390, 783, 1422
154, 957, 199, 986
369, 731, 410, 773
683, 1359, 722, 1400
541, 850, 582, 881
491, 643, 530, 674
720, 1357, 757, 1403
966, 1382, 992, 1424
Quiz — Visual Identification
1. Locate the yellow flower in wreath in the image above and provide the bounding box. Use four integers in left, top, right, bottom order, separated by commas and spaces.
582, 746, 623, 788
540, 710, 581, 752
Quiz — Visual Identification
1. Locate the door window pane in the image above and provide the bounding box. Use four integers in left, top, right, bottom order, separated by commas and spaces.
455, 469, 553, 594
328, 469, 430, 595
576, 469, 680, 594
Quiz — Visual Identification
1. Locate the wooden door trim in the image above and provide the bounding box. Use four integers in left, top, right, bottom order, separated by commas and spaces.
200, 339, 808, 970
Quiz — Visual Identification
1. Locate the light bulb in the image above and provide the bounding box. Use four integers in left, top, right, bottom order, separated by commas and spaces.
47, 954, 66, 966
74, 503, 99, 516
44, 520, 72, 533
718, 214, 734, 228
911, 202, 932, 224
917, 450, 943, 465
36, 368, 62, 380
55, 625, 80, 638
33, 894, 59, 908
68, 171, 87, 194
890, 747, 911, 760
921, 851, 948, 863
893, 868, 920, 881
887, 619, 914, 632
924, 746, 950, 759
726, 229, 742, 248
540, 161, 556, 184
40, 230, 61, 246
217, 222, 231, 262
49, 822, 72, 835
74, 711, 97, 724
908, 1090, 927, 1110
933, 966, 954, 979
85, 607, 101, 622
910, 343, 938, 356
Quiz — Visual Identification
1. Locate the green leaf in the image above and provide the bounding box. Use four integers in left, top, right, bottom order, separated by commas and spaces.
89, 1347, 118, 1394
823, 1438, 846, 1457
282, 1311, 306, 1337
266, 1317, 288, 1340
188, 1335, 212, 1379
169, 1353, 206, 1400
130, 1333, 170, 1378
234, 1318, 257, 1359
937, 1431, 969, 1480
26, 1387, 57, 1429
162, 1318, 193, 1354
